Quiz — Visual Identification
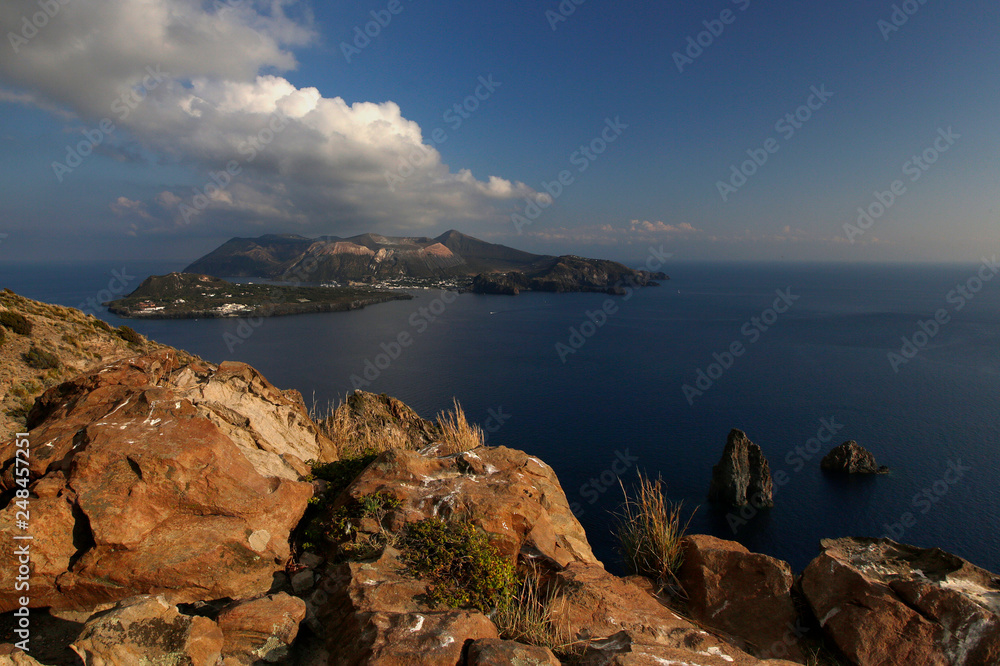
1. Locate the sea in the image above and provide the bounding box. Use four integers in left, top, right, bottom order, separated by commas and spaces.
3, 260, 998, 574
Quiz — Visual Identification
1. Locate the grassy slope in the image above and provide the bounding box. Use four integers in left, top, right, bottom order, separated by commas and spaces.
0, 289, 176, 440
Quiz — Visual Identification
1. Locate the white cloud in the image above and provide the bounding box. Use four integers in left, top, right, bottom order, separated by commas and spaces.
0, 0, 534, 235
521, 220, 701, 245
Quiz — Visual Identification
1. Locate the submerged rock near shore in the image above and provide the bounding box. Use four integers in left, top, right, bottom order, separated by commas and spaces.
820, 441, 889, 474
708, 429, 775, 507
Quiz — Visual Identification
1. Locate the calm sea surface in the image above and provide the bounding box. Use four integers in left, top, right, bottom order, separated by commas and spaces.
3, 260, 998, 573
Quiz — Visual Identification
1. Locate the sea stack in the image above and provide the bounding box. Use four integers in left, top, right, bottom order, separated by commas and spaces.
821, 440, 889, 474
708, 429, 775, 507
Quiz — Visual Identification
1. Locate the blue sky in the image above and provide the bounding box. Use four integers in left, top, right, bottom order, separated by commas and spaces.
0, 0, 997, 264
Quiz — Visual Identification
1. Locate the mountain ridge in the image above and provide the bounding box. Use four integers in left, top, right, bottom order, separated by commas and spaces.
183, 230, 667, 294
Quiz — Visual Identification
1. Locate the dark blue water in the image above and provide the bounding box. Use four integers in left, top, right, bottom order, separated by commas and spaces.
3, 261, 998, 574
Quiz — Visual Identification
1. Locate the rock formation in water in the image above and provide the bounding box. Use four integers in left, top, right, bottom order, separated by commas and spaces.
820, 440, 889, 474
708, 429, 775, 507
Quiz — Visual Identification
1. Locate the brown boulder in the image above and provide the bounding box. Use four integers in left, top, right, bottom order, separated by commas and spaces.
677, 535, 804, 661
341, 446, 599, 567
70, 595, 223, 665
708, 430, 774, 507
468, 638, 561, 665
312, 547, 498, 664
0, 647, 47, 666
820, 441, 889, 474
0, 351, 318, 613
549, 562, 770, 665
801, 537, 1000, 666
325, 390, 440, 452
217, 592, 306, 664
578, 631, 801, 665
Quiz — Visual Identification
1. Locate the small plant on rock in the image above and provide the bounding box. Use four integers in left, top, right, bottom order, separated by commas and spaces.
115, 325, 143, 345
401, 517, 517, 613
0, 311, 32, 336
22, 345, 60, 370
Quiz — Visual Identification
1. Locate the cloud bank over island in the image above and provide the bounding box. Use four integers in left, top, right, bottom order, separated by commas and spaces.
0, 0, 539, 238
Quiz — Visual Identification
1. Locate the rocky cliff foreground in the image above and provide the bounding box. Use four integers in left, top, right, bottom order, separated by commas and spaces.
0, 295, 998, 665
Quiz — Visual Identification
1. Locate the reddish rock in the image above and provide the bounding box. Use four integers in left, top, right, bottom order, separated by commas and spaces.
678, 535, 804, 662
468, 638, 561, 665
309, 547, 499, 664
708, 429, 774, 507
576, 630, 800, 666
358, 611, 498, 665
549, 562, 771, 665
0, 351, 319, 613
0, 647, 47, 666
342, 447, 598, 568
70, 595, 223, 665
328, 391, 441, 451
217, 592, 306, 664
802, 537, 1000, 666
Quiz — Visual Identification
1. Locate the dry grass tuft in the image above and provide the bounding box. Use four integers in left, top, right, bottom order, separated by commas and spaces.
492, 570, 590, 659
316, 394, 484, 458
615, 471, 693, 588
435, 398, 484, 454
317, 399, 412, 459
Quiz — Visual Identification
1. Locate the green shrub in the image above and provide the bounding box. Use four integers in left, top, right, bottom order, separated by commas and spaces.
307, 450, 379, 501
615, 472, 693, 587
401, 518, 516, 612
0, 311, 32, 336
300, 452, 381, 554
0, 327, 5, 347
22, 345, 60, 370
317, 491, 402, 560
92, 318, 113, 333
116, 325, 143, 345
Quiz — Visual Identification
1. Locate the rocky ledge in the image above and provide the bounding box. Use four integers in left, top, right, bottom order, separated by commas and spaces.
0, 338, 996, 664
